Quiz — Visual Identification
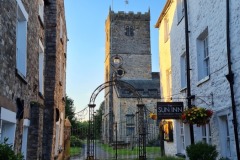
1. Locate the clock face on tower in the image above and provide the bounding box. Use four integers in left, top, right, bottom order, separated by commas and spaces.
111, 55, 125, 77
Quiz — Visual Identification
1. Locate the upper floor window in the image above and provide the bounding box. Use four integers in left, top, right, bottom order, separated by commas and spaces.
60, 15, 63, 40
177, 0, 184, 22
166, 69, 172, 98
39, 39, 44, 95
125, 25, 134, 36
180, 52, 187, 88
16, 0, 28, 78
197, 28, 210, 81
164, 18, 169, 42
38, 0, 44, 24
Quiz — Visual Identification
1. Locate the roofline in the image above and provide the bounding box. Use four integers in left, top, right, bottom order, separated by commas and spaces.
155, 0, 173, 28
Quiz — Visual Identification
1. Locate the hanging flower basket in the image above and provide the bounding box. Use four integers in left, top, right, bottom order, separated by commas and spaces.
149, 113, 157, 120
180, 107, 213, 127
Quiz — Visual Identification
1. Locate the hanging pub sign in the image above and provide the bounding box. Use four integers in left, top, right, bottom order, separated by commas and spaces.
157, 102, 184, 119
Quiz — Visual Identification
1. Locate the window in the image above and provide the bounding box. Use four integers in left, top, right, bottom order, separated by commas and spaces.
177, 0, 184, 22
197, 28, 210, 81
202, 124, 212, 144
180, 52, 187, 88
164, 18, 169, 42
125, 25, 134, 36
39, 40, 44, 95
126, 114, 134, 126
180, 121, 185, 150
219, 115, 231, 158
60, 16, 63, 40
38, 0, 44, 24
166, 69, 172, 98
126, 127, 134, 136
16, 0, 28, 77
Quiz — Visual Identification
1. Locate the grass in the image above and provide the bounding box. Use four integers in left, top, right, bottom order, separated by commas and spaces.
99, 143, 161, 156
155, 156, 185, 160
70, 147, 81, 156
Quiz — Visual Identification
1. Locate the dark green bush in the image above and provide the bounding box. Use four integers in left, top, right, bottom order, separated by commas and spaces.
186, 141, 218, 160
70, 135, 83, 147
0, 138, 24, 160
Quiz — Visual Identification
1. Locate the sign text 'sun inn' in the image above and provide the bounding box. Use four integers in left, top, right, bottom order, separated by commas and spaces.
157, 102, 184, 119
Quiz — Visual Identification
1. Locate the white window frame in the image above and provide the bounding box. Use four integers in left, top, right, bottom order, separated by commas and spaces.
202, 123, 212, 144
60, 15, 63, 40
166, 69, 172, 99
180, 52, 187, 89
164, 18, 169, 42
39, 39, 44, 95
38, 0, 44, 24
218, 115, 232, 158
197, 28, 210, 81
177, 0, 184, 22
180, 121, 185, 152
16, 0, 28, 78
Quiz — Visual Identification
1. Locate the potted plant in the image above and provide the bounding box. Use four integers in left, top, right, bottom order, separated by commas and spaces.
180, 106, 213, 126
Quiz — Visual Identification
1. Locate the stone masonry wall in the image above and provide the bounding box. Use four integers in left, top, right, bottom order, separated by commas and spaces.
0, 0, 45, 157
43, 0, 67, 159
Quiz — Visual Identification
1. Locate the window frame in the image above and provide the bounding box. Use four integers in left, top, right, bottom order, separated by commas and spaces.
164, 18, 169, 42
197, 28, 210, 81
177, 0, 184, 23
16, 0, 28, 78
180, 52, 187, 89
202, 123, 212, 144
38, 39, 44, 95
38, 0, 44, 24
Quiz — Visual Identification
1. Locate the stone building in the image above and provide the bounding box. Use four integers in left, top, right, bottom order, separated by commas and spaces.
102, 8, 160, 146
156, 0, 240, 159
0, 0, 67, 159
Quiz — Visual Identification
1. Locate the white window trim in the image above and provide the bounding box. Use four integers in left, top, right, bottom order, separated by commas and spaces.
16, 0, 28, 78
60, 16, 63, 40
164, 18, 169, 42
197, 28, 210, 82
38, 0, 44, 24
180, 52, 187, 89
202, 124, 212, 144
39, 39, 44, 95
177, 0, 184, 23
16, 0, 28, 19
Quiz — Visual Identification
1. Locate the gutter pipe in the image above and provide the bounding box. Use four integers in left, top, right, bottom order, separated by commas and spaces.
225, 0, 240, 159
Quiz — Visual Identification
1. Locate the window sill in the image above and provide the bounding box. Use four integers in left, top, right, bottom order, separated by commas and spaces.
39, 92, 45, 100
38, 15, 44, 29
180, 87, 187, 92
175, 153, 186, 158
197, 75, 210, 86
177, 16, 184, 25
15, 69, 27, 84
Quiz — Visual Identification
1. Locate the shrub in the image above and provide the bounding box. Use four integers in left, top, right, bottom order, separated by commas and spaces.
155, 156, 184, 160
70, 135, 83, 147
0, 138, 24, 160
186, 141, 218, 160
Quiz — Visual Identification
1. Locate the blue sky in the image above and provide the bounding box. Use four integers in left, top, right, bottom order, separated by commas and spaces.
65, 0, 165, 112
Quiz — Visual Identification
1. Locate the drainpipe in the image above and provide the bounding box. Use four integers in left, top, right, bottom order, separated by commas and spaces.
184, 0, 194, 144
225, 0, 240, 159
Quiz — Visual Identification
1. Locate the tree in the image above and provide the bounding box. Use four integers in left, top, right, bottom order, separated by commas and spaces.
65, 95, 77, 127
94, 101, 104, 139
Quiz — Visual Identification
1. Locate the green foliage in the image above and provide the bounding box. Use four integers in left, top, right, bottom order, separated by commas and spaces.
0, 138, 24, 160
155, 156, 184, 160
186, 141, 218, 160
70, 135, 83, 147
65, 95, 77, 127
94, 101, 104, 139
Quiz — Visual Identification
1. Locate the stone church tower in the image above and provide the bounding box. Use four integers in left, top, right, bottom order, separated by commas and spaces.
103, 8, 160, 144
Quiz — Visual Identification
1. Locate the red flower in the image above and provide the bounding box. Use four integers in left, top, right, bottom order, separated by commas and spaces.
206, 110, 213, 117
181, 114, 186, 120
